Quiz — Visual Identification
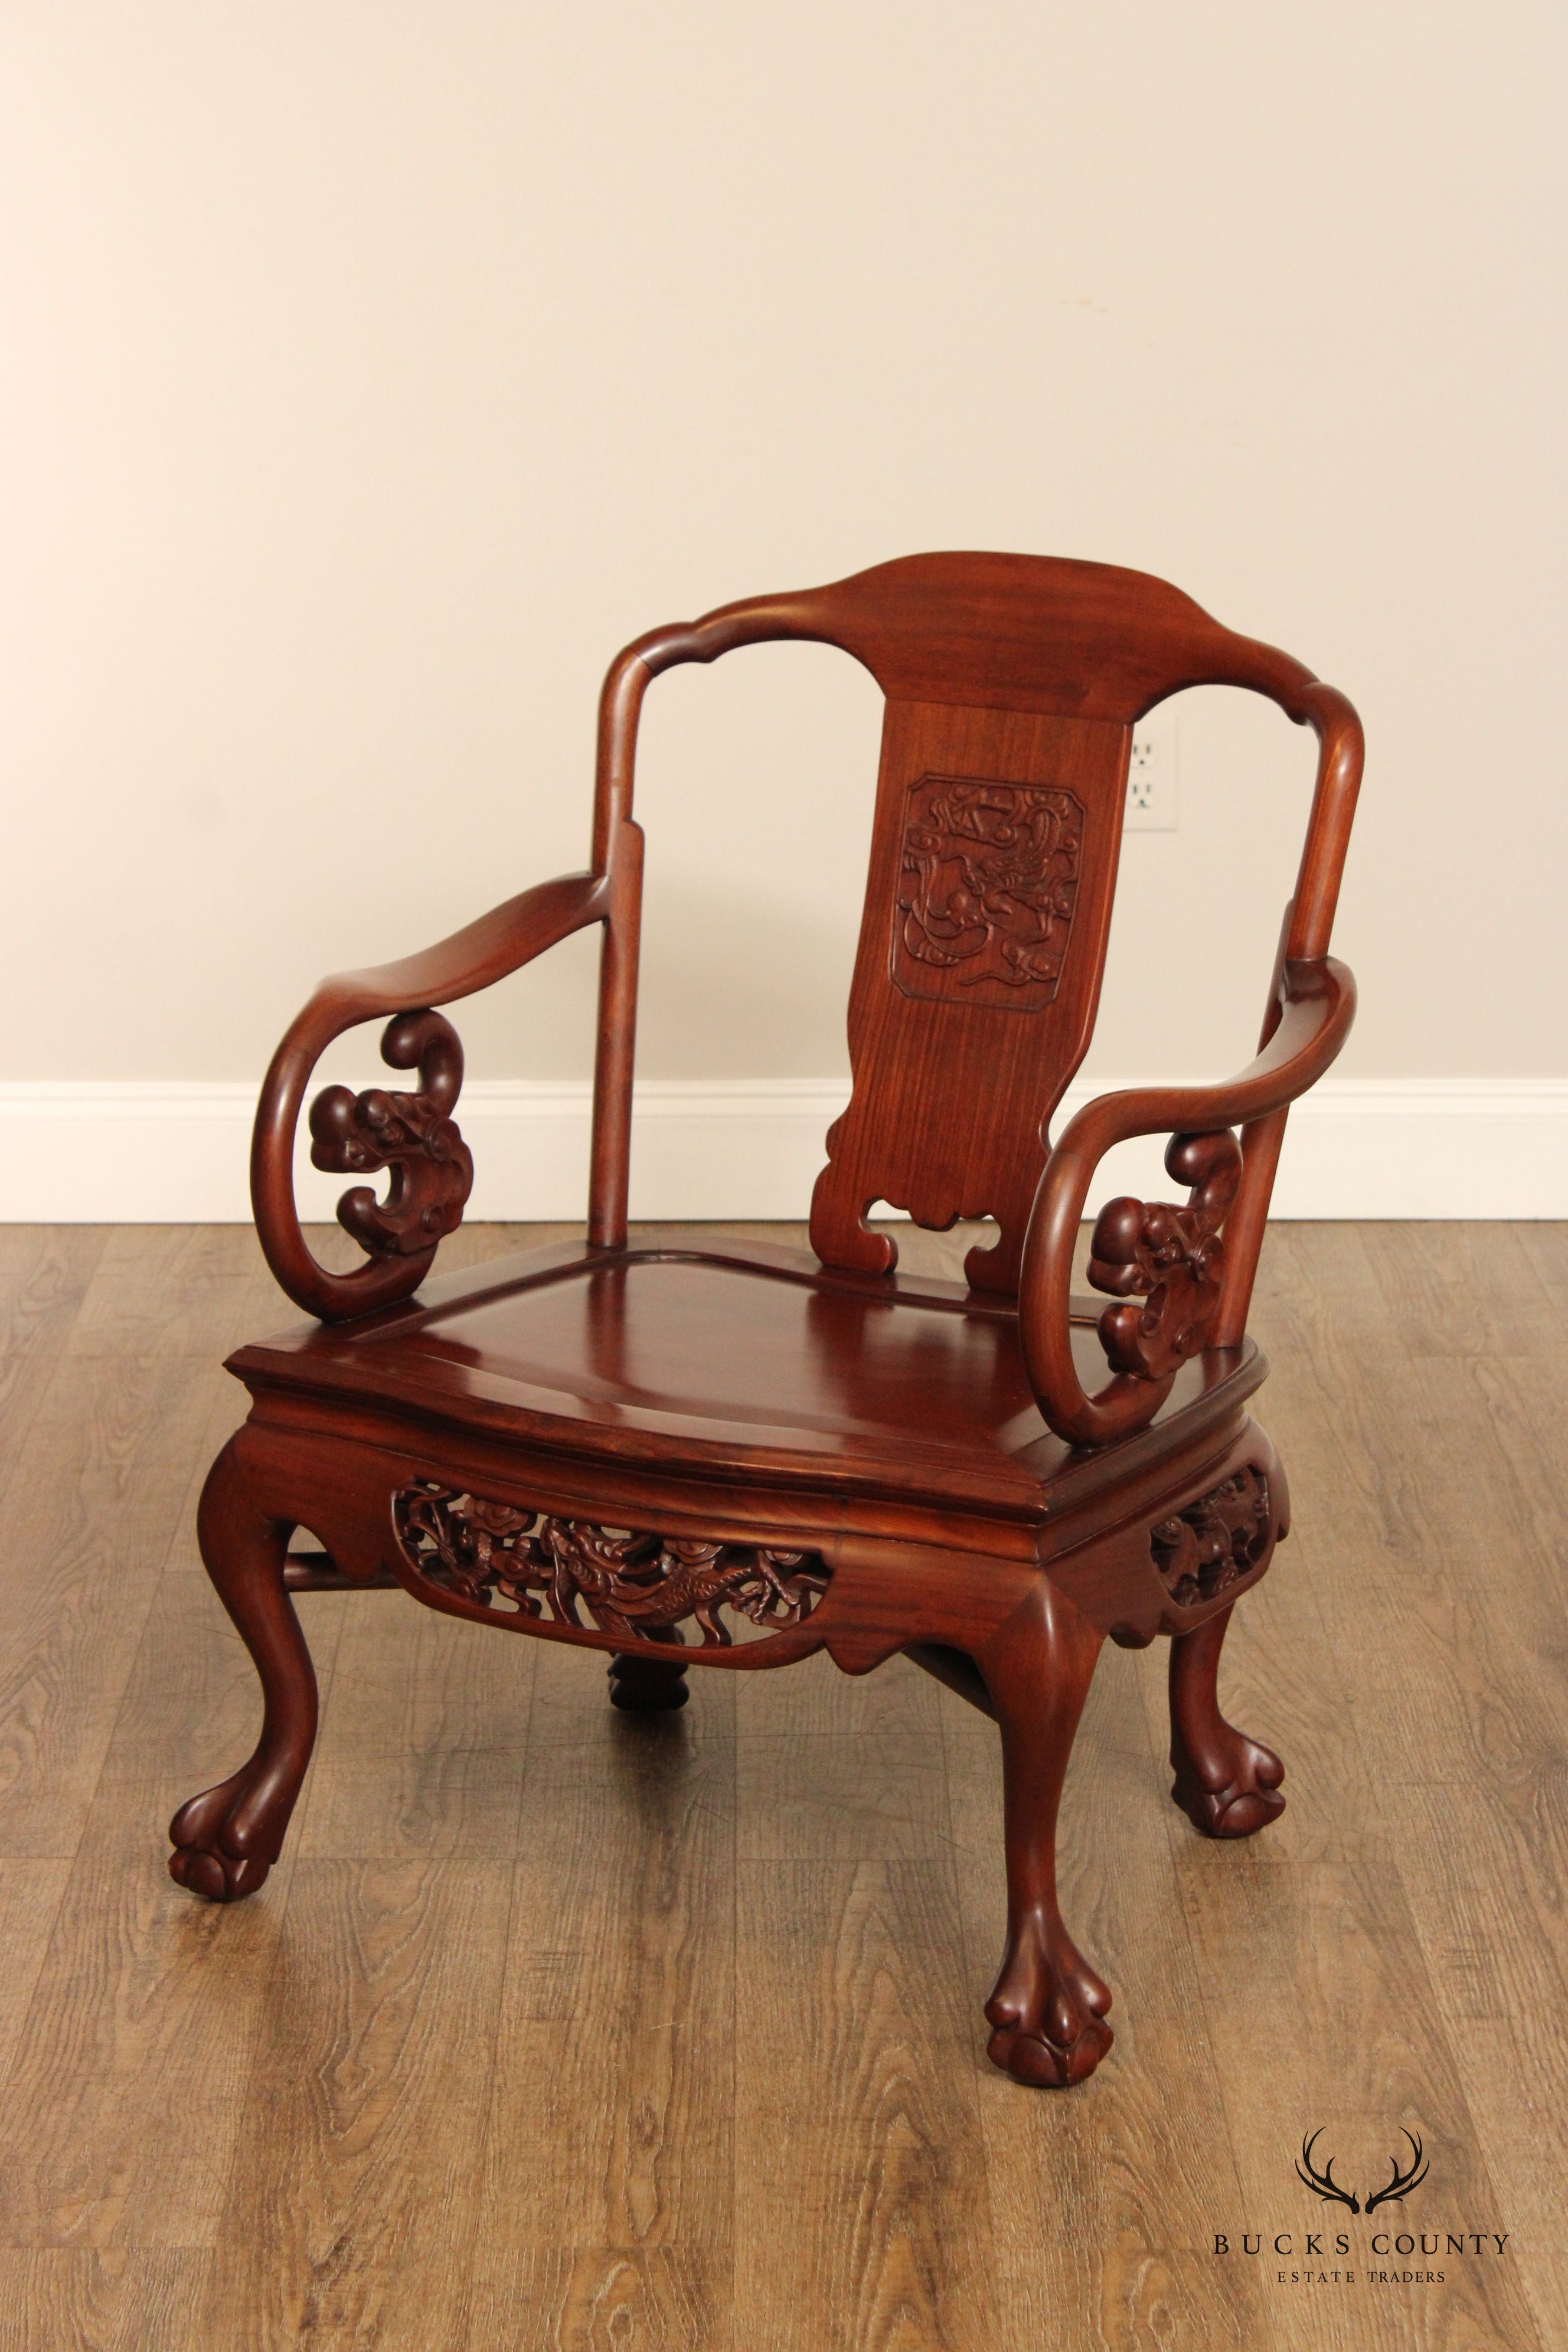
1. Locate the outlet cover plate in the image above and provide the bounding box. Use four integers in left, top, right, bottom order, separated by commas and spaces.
1126, 705, 1178, 831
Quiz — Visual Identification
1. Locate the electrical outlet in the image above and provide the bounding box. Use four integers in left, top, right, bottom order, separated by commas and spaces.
1125, 705, 1178, 831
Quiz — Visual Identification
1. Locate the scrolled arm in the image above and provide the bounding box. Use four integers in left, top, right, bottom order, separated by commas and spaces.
1018, 955, 1355, 1448
253, 870, 609, 1322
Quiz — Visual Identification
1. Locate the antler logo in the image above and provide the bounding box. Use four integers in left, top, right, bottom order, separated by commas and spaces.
1296, 2129, 1429, 2215
1365, 2131, 1429, 2214
1297, 2131, 1360, 2213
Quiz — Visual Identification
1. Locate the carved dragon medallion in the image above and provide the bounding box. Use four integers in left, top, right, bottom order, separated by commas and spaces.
890, 774, 1084, 1011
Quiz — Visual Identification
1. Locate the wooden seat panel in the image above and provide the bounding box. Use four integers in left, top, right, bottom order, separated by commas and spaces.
231, 1236, 1264, 1521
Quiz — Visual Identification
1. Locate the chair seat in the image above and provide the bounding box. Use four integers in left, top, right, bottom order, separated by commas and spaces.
232, 1233, 1265, 1535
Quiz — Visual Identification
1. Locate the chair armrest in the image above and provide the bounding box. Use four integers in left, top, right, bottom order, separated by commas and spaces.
253, 871, 609, 1322
1018, 955, 1355, 1446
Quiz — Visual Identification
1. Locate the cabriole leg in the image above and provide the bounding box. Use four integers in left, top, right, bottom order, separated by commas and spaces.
1168, 1599, 1285, 1838
976, 1580, 1114, 2088
168, 1440, 319, 1901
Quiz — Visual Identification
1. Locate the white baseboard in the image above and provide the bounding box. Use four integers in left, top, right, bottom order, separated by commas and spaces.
0, 1076, 1563, 1222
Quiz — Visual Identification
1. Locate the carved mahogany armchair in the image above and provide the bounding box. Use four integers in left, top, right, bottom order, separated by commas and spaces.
169, 554, 1360, 2089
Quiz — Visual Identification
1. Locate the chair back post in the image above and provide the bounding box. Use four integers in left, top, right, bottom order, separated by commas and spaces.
584, 600, 821, 1248
1286, 684, 1364, 961
587, 647, 652, 1248
1212, 684, 1364, 1345
1210, 903, 1292, 1351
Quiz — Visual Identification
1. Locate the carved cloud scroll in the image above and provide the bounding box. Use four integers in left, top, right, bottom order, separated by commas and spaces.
393, 1481, 832, 1649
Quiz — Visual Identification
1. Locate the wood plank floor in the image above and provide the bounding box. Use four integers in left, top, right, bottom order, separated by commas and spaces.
0, 1219, 1563, 2350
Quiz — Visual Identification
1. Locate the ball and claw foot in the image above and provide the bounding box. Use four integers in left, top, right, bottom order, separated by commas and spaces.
1170, 1730, 1285, 1839
1168, 1601, 1286, 1840
168, 1771, 283, 1902
985, 1912, 1115, 2087
607, 1651, 690, 1713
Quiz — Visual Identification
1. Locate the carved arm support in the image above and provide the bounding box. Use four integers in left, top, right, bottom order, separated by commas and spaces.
253, 870, 610, 1322
1018, 955, 1355, 1447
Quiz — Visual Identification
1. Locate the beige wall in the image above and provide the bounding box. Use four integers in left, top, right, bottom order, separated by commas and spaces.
4, 3, 1564, 1097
